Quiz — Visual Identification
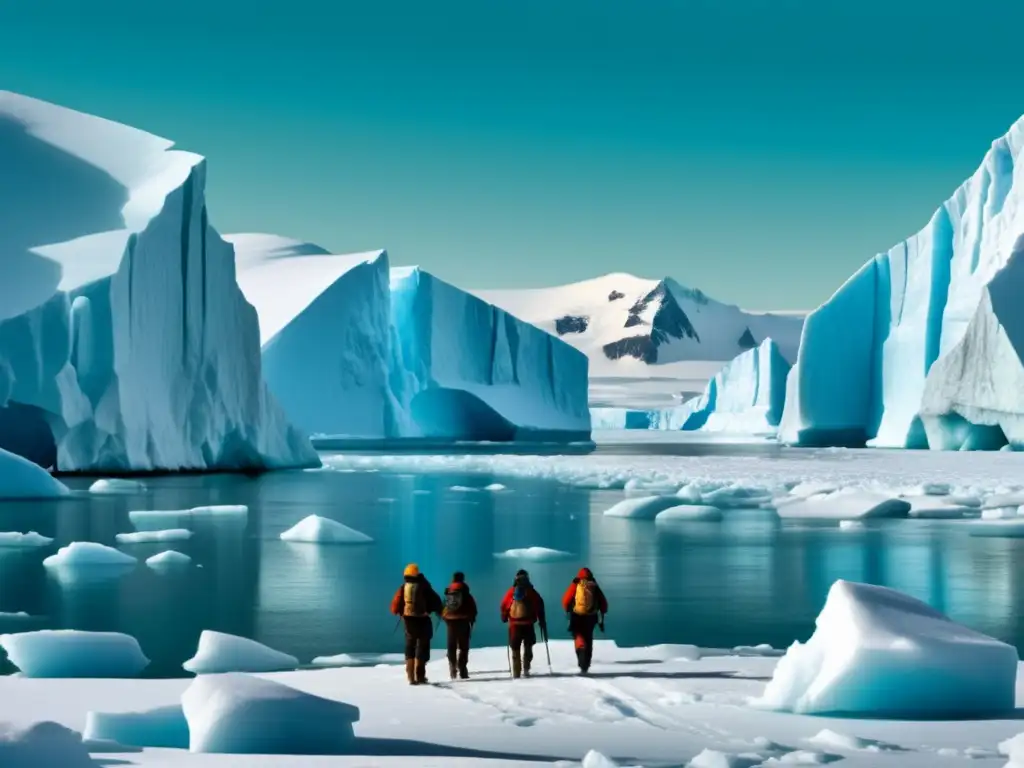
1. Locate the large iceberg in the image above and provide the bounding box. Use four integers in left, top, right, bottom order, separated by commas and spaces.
752, 580, 1018, 717
0, 91, 317, 471
780, 115, 1024, 450
591, 337, 789, 434
231, 234, 591, 442
0, 446, 68, 498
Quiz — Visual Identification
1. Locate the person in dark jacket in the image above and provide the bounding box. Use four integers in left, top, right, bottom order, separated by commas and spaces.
561, 566, 609, 674
442, 571, 478, 680
499, 568, 547, 678
390, 563, 443, 685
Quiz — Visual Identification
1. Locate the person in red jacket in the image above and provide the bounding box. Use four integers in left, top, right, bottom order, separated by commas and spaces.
561, 567, 608, 675
390, 563, 443, 685
500, 569, 547, 678
442, 571, 478, 680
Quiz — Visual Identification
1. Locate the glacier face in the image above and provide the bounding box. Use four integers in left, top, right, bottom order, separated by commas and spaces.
0, 92, 318, 471
591, 337, 789, 435
780, 116, 1024, 450
231, 236, 591, 442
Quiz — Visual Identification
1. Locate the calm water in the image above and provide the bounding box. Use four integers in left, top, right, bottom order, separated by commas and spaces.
1, 456, 1023, 677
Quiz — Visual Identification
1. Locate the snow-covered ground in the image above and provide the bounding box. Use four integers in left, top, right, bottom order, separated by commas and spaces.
3, 640, 1024, 767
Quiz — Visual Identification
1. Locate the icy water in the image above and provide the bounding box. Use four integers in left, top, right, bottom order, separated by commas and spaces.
1, 452, 1023, 677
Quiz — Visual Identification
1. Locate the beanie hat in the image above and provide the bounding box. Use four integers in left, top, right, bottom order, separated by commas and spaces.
404, 563, 420, 577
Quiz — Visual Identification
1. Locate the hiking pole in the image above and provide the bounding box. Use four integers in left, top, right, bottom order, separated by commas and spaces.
506, 643, 512, 678
543, 627, 552, 674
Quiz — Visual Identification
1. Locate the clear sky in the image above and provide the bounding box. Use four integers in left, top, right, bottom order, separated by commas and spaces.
3, 1, 1024, 310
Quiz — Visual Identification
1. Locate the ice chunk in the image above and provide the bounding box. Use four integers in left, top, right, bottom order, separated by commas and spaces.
83, 705, 189, 749
0, 630, 149, 678
805, 729, 902, 752
764, 750, 830, 764
0, 721, 97, 767
904, 496, 975, 519
310, 652, 405, 667
146, 550, 192, 569
129, 504, 248, 531
773, 489, 910, 520
581, 751, 620, 768
0, 448, 69, 498
982, 491, 1024, 509
181, 672, 360, 754
981, 507, 1018, 520
968, 519, 1024, 538
999, 732, 1024, 762
279, 515, 373, 544
43, 542, 137, 568
183, 630, 298, 674
686, 749, 764, 768
493, 547, 574, 561
604, 495, 694, 519
89, 479, 146, 495
485, 483, 508, 491
837, 520, 864, 531
752, 580, 1018, 716
450, 485, 479, 492
0, 531, 53, 548
115, 528, 192, 544
655, 505, 723, 522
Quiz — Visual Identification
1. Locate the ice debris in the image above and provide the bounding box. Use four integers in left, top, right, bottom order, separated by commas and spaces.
115, 528, 192, 544
183, 630, 298, 674
83, 705, 189, 749
279, 515, 373, 544
0, 630, 149, 678
43, 542, 136, 568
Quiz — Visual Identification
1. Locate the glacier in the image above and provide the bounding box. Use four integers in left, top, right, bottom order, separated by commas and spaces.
591, 337, 789, 435
231, 235, 591, 443
779, 115, 1024, 450
0, 91, 317, 472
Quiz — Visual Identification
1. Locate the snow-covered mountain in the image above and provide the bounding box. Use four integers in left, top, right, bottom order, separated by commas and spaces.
229, 234, 591, 443
476, 273, 803, 408
781, 114, 1024, 451
0, 92, 318, 471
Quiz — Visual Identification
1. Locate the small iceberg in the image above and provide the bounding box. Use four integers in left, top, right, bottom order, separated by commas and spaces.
183, 630, 299, 674
773, 489, 910, 521
969, 519, 1024, 538
43, 542, 137, 569
0, 447, 70, 499
279, 515, 372, 544
115, 529, 192, 545
0, 531, 53, 548
604, 495, 693, 520
146, 551, 192, 569
0, 630, 149, 678
83, 704, 189, 750
838, 520, 865, 531
484, 483, 508, 491
494, 547, 573, 562
310, 652, 405, 667
89, 479, 146, 495
655, 505, 723, 522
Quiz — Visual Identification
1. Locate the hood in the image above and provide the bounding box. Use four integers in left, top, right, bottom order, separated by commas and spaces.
577, 567, 594, 580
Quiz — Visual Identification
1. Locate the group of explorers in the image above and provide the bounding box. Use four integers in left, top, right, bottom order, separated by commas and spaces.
390, 564, 609, 685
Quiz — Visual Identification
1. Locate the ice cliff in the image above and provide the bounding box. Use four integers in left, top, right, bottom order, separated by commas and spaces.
780, 115, 1024, 450
0, 92, 318, 471
230, 236, 591, 442
591, 337, 789, 434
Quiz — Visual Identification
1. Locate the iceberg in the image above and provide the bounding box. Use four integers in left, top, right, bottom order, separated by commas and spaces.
145, 550, 192, 568
88, 479, 145, 494
181, 672, 361, 754
0, 531, 53, 548
0, 721, 97, 768
231, 233, 592, 443
655, 505, 723, 522
0, 91, 317, 472
780, 114, 1024, 451
183, 630, 298, 674
493, 546, 574, 561
773, 489, 911, 521
83, 704, 189, 750
0, 630, 149, 678
114, 528, 192, 544
751, 580, 1018, 716
0, 447, 68, 498
43, 542, 137, 568
279, 515, 373, 544
603, 495, 693, 520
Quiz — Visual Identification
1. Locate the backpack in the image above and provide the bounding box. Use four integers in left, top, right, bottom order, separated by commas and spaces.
444, 586, 464, 614
509, 584, 532, 621
403, 582, 427, 617
573, 580, 597, 615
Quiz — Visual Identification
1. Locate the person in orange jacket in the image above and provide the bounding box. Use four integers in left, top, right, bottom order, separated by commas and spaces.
442, 571, 478, 680
561, 567, 608, 675
390, 563, 443, 685
499, 569, 547, 678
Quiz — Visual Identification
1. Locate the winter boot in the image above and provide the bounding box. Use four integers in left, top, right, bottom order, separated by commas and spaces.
416, 660, 428, 685
405, 659, 417, 685
523, 659, 531, 678
511, 654, 522, 679
458, 664, 469, 680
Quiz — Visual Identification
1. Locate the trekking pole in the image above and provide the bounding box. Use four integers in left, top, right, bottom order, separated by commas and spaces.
506, 643, 512, 678
393, 616, 401, 634
543, 627, 552, 674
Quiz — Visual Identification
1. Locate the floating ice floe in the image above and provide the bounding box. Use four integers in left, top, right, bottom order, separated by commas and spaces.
968, 519, 1024, 538
903, 496, 977, 519
494, 547, 573, 562
0, 630, 149, 678
604, 495, 695, 520
0, 532, 53, 548
83, 705, 189, 749
145, 551, 192, 569
43, 543, 137, 569
88, 479, 146, 495
838, 520, 865, 531
128, 506, 248, 531
751, 580, 1018, 716
114, 529, 192, 545
183, 631, 298, 675
181, 673, 360, 754
655, 505, 723, 522
773, 489, 910, 521
279, 515, 372, 544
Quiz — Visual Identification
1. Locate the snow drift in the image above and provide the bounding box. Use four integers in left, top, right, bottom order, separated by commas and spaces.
780, 114, 1024, 451
231, 234, 591, 442
753, 580, 1018, 716
0, 91, 317, 472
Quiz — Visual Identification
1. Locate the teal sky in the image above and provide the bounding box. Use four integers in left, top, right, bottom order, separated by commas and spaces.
3, 1, 1024, 310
